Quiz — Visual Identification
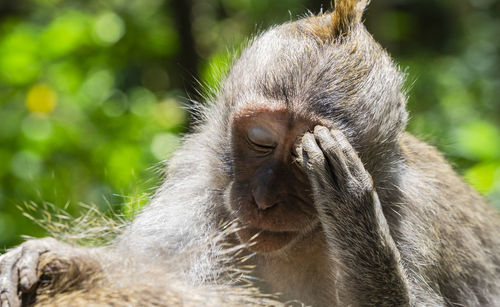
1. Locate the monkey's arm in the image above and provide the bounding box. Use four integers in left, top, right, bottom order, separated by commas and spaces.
300, 126, 410, 306
0, 238, 104, 307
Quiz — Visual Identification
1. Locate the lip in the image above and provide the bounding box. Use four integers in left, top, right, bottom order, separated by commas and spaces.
239, 206, 314, 233
237, 225, 299, 253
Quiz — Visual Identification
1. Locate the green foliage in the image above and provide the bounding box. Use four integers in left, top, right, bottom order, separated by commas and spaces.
0, 0, 499, 249
0, 0, 186, 247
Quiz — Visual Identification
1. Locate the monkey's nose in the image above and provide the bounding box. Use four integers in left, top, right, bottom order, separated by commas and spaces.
252, 185, 277, 211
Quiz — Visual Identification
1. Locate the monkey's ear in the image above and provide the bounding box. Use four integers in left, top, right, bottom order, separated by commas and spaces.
308, 0, 369, 40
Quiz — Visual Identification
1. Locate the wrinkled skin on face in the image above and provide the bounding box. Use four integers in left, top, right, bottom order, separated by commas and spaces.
228, 108, 324, 252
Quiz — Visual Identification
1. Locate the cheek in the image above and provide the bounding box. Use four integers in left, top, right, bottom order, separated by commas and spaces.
226, 180, 252, 213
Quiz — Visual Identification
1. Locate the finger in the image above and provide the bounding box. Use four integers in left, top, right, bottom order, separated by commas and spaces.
301, 132, 325, 170
0, 248, 21, 307
17, 247, 40, 291
293, 142, 304, 165
328, 129, 367, 178
313, 126, 349, 178
301, 132, 338, 193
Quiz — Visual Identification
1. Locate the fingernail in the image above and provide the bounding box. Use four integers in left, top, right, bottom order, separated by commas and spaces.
20, 277, 28, 289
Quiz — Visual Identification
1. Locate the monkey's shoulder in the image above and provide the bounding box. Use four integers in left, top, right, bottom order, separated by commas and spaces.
398, 132, 500, 226
399, 133, 451, 168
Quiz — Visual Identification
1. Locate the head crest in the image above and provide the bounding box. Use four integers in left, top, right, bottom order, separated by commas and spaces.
306, 0, 369, 40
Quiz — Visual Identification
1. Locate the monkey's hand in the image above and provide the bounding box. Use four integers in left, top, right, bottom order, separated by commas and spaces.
0, 238, 79, 307
298, 125, 410, 305
298, 125, 375, 217
298, 125, 387, 246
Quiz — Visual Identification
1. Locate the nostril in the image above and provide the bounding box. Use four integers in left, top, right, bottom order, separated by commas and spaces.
252, 187, 277, 211
255, 198, 277, 211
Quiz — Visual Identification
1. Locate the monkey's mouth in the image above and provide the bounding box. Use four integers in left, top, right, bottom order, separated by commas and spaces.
236, 226, 298, 253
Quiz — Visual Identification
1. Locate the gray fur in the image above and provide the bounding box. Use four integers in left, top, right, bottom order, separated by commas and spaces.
120, 3, 500, 306
1, 1, 499, 306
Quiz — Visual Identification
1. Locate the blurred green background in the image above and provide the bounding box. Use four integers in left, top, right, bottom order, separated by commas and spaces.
1, 0, 499, 249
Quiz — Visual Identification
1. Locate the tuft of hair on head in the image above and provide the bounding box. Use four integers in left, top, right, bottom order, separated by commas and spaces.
305, 0, 369, 40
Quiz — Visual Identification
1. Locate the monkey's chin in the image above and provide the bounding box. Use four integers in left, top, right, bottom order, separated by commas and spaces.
237, 227, 298, 253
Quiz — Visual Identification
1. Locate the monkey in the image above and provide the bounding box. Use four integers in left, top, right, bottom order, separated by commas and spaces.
13, 227, 282, 307
1, 0, 500, 306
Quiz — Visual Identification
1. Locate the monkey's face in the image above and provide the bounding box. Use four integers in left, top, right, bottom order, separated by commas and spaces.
228, 108, 319, 253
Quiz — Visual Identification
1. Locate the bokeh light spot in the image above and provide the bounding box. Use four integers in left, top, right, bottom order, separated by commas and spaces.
464, 162, 500, 194
21, 115, 53, 141
0, 27, 40, 84
26, 84, 57, 114
93, 12, 125, 45
130, 87, 157, 117
80, 69, 115, 104
455, 121, 500, 161
40, 12, 90, 58
102, 90, 128, 117
0, 53, 41, 85
10, 150, 43, 180
154, 98, 186, 130
151, 133, 180, 160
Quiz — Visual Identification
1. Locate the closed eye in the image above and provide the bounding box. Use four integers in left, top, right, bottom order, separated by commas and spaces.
247, 137, 275, 153
247, 126, 277, 153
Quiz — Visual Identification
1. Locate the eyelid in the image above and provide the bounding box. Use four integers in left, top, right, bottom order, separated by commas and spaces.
246, 138, 275, 155
247, 126, 276, 148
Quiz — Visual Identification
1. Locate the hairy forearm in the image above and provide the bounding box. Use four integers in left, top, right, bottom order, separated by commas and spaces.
317, 191, 410, 305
